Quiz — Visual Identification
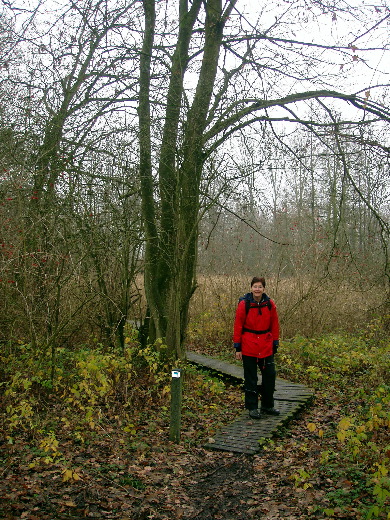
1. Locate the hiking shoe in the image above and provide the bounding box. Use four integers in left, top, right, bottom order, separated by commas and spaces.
249, 409, 262, 419
261, 407, 280, 416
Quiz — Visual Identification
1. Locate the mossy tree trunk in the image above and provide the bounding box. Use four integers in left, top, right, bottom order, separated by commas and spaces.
138, 0, 236, 359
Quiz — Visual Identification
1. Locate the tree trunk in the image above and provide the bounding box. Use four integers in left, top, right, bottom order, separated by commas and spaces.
139, 0, 235, 359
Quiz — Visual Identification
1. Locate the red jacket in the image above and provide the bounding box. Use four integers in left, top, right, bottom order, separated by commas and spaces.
233, 295, 279, 358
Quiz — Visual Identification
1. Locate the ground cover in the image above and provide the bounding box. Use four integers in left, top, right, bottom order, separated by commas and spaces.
0, 315, 389, 519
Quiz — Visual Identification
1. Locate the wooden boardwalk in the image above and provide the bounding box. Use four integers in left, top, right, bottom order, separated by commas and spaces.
187, 351, 314, 455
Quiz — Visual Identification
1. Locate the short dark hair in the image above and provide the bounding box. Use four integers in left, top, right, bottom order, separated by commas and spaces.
251, 276, 266, 288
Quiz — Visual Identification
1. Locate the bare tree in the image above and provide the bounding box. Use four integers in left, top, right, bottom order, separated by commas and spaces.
137, 0, 390, 358
2, 0, 389, 358
0, 1, 143, 352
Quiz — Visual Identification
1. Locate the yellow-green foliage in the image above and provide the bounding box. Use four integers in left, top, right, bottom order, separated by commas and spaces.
277, 316, 390, 519
1, 333, 232, 457
278, 316, 389, 389
1, 338, 172, 437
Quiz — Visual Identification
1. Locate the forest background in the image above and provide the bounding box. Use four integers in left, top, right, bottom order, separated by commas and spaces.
0, 0, 389, 519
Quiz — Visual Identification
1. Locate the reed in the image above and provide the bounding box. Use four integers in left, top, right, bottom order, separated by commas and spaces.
186, 275, 388, 354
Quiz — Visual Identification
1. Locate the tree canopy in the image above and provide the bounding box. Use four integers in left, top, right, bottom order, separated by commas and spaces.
0, 0, 389, 357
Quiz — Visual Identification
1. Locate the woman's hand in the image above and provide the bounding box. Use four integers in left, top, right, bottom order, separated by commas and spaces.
235, 351, 242, 361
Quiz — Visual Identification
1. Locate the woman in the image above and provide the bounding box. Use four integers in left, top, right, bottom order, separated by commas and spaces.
233, 276, 280, 419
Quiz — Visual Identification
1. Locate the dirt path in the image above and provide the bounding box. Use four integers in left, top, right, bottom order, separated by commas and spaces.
0, 381, 348, 519
0, 411, 348, 520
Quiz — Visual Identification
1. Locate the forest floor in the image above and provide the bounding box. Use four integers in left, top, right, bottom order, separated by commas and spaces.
2, 327, 390, 520
0, 374, 365, 520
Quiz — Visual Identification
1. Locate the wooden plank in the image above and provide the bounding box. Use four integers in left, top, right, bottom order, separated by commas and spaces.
186, 350, 314, 400
187, 351, 243, 379
186, 350, 314, 454
204, 400, 306, 454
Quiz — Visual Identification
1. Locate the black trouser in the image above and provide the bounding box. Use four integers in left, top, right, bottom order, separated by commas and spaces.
242, 354, 276, 410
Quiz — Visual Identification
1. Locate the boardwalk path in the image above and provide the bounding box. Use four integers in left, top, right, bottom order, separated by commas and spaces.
187, 351, 314, 455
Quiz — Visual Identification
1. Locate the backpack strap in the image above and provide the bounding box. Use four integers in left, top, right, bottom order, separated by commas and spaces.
245, 299, 272, 314
242, 298, 272, 334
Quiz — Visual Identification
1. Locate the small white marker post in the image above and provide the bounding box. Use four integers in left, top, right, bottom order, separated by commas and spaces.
169, 368, 182, 443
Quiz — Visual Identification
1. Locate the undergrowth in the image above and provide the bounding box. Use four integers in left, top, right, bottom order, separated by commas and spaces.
1, 314, 389, 519
276, 316, 390, 519
187, 313, 390, 519
0, 335, 235, 462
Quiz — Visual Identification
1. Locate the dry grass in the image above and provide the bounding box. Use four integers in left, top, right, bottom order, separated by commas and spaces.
188, 274, 388, 342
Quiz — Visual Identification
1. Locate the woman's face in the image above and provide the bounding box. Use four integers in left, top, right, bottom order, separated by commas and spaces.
251, 282, 265, 301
